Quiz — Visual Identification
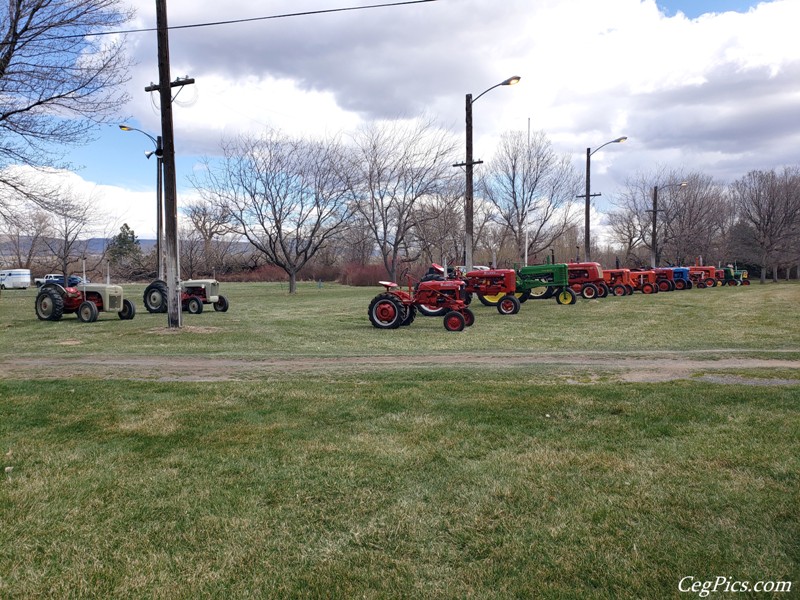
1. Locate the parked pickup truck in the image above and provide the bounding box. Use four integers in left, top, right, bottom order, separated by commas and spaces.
35, 273, 87, 287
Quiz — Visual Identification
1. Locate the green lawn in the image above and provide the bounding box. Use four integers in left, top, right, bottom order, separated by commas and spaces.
0, 282, 798, 598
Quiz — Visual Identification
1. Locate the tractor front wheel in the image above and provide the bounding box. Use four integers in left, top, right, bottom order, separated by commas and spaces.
674, 279, 687, 290
368, 293, 403, 329
612, 284, 627, 296
597, 283, 610, 298
555, 288, 577, 305
118, 299, 136, 320
497, 294, 521, 315
77, 301, 99, 323
186, 297, 203, 314
35, 288, 64, 321
642, 282, 656, 294
213, 295, 230, 312
443, 310, 466, 332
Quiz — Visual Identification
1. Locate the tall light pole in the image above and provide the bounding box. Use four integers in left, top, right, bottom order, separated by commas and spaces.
583, 136, 627, 262
455, 75, 520, 272
119, 125, 164, 281
649, 181, 687, 268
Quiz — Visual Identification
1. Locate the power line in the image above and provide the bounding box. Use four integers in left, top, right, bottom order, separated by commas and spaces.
48, 0, 441, 40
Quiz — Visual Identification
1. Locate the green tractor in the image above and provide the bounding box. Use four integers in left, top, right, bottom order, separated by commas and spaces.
477, 262, 576, 306
516, 262, 577, 304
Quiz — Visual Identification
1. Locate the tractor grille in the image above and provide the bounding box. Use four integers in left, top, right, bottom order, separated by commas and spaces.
107, 294, 122, 310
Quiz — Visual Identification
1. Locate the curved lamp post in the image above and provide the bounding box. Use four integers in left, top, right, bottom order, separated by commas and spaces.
457, 75, 520, 271
119, 124, 165, 280
649, 180, 688, 267
583, 136, 627, 262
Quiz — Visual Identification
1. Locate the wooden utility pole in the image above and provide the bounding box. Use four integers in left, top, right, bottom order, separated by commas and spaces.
152, 0, 196, 328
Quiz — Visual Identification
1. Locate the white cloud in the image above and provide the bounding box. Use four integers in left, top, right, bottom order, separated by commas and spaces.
63, 0, 800, 232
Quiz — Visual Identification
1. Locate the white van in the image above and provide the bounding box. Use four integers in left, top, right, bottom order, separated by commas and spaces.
0, 269, 32, 289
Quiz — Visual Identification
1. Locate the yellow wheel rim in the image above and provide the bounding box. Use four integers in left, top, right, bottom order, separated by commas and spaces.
481, 292, 523, 303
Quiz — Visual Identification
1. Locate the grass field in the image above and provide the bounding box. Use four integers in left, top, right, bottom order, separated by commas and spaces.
0, 281, 798, 598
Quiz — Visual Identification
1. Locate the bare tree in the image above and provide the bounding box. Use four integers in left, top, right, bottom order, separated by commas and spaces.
480, 130, 581, 264
411, 179, 463, 266
193, 130, 353, 293
661, 172, 726, 266
0, 201, 50, 268
0, 0, 132, 178
609, 169, 726, 267
345, 118, 457, 281
730, 167, 800, 283
38, 185, 112, 278
184, 199, 233, 275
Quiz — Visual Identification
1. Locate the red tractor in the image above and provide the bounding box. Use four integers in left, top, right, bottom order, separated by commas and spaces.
368, 277, 474, 332
417, 264, 520, 316
456, 266, 521, 315
688, 266, 717, 289
629, 270, 659, 294
602, 268, 635, 296
653, 268, 677, 292
568, 262, 609, 299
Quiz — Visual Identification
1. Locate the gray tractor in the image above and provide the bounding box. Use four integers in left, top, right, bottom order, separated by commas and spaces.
143, 279, 229, 314
35, 282, 136, 322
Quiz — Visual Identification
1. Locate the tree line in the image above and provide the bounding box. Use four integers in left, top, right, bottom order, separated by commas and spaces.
1, 0, 798, 288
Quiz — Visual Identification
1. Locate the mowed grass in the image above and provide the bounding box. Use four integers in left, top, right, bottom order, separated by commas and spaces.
0, 281, 799, 598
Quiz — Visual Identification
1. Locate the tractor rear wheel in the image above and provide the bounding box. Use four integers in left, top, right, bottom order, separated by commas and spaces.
118, 299, 136, 320
213, 295, 230, 312
77, 301, 99, 323
143, 280, 168, 313
186, 296, 203, 314
443, 310, 465, 332
477, 293, 499, 306
528, 286, 553, 300
581, 284, 598, 300
35, 288, 64, 321
368, 293, 403, 329
417, 304, 447, 317
497, 294, 521, 315
400, 305, 417, 327
555, 287, 577, 305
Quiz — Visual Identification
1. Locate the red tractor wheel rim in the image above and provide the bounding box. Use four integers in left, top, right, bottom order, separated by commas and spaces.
375, 300, 397, 323
445, 314, 462, 329
500, 299, 514, 313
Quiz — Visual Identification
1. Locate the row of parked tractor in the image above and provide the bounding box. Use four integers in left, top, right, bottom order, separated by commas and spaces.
34, 278, 229, 323
367, 262, 750, 332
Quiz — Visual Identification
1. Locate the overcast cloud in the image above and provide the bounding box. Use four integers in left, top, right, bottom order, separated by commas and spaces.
61, 0, 800, 237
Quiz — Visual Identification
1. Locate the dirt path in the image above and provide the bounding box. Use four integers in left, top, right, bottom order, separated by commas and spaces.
1, 351, 798, 385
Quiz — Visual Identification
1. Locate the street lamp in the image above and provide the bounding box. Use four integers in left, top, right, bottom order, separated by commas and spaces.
456, 75, 520, 272
649, 181, 688, 268
119, 124, 164, 280
583, 136, 627, 262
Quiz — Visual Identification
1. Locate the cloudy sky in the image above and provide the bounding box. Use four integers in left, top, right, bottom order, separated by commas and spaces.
61, 0, 798, 239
